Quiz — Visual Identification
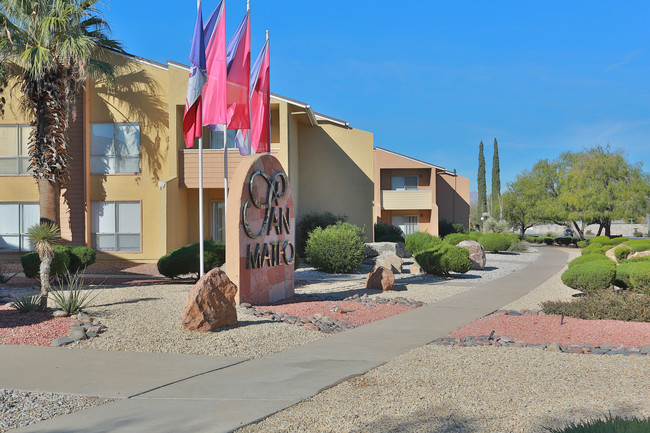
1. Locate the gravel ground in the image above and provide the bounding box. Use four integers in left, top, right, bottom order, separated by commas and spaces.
0, 389, 112, 433
237, 344, 650, 433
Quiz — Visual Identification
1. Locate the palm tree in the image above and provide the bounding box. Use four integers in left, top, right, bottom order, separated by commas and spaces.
0, 0, 122, 225
28, 222, 60, 310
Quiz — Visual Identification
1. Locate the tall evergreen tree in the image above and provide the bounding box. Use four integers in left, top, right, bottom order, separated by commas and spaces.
477, 141, 487, 223
491, 138, 501, 219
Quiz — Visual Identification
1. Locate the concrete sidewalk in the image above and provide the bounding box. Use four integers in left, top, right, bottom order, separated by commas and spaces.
4, 247, 569, 433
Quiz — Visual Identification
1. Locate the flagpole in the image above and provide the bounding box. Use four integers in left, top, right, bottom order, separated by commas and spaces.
266, 29, 270, 154
224, 126, 228, 213
197, 0, 205, 277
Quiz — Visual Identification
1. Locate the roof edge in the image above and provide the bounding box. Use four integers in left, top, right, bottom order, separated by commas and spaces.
374, 146, 451, 172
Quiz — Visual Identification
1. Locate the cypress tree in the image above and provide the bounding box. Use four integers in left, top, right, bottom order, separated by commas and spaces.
492, 138, 501, 220
477, 141, 487, 220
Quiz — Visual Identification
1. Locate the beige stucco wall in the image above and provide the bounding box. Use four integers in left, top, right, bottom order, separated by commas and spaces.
437, 171, 470, 229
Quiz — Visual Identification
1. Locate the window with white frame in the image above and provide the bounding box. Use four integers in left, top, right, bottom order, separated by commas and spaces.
208, 129, 238, 150
211, 202, 225, 242
91, 201, 141, 252
391, 175, 418, 190
0, 202, 39, 252
91, 123, 140, 174
392, 215, 419, 237
0, 125, 31, 175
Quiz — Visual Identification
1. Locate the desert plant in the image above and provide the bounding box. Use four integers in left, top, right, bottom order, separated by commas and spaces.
11, 294, 41, 313
507, 239, 528, 252
0, 263, 17, 284
542, 290, 650, 322
443, 233, 470, 246
404, 232, 442, 255
415, 244, 471, 276
483, 217, 509, 233
157, 240, 225, 279
50, 271, 101, 315
614, 246, 631, 262
478, 233, 512, 252
560, 260, 616, 293
305, 222, 365, 274
297, 211, 347, 255
374, 223, 404, 243
28, 223, 61, 310
545, 414, 650, 433
615, 260, 650, 294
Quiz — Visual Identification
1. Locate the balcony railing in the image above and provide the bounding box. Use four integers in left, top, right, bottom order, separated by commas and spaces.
381, 190, 431, 210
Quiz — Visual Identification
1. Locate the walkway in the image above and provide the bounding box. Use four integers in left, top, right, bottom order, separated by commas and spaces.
2, 247, 568, 433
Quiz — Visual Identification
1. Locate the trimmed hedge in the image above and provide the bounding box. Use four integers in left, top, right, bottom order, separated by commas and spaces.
554, 237, 574, 246
581, 243, 610, 256
297, 211, 347, 255
576, 240, 589, 248
626, 239, 650, 252
374, 223, 404, 243
616, 260, 650, 294
404, 232, 442, 255
561, 260, 616, 293
614, 246, 631, 262
21, 250, 70, 280
443, 233, 470, 246
305, 222, 365, 274
438, 219, 468, 237
414, 244, 471, 276
157, 240, 225, 279
468, 231, 483, 241
478, 233, 512, 253
568, 254, 611, 268
590, 236, 613, 245
66, 246, 96, 273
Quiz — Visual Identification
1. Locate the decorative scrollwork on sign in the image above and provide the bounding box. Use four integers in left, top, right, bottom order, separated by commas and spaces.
242, 171, 289, 239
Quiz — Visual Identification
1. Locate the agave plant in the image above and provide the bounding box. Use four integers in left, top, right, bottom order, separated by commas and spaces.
28, 222, 60, 310
11, 293, 41, 313
0, 262, 17, 284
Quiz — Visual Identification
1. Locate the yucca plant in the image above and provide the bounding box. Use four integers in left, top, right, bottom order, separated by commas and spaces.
50, 270, 100, 315
11, 294, 41, 313
0, 262, 17, 284
546, 414, 650, 432
28, 222, 60, 311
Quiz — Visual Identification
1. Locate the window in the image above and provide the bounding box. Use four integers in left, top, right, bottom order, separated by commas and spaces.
0, 125, 31, 175
211, 202, 225, 242
392, 215, 419, 237
0, 202, 39, 252
91, 201, 141, 252
91, 123, 140, 174
391, 175, 418, 191
208, 129, 238, 150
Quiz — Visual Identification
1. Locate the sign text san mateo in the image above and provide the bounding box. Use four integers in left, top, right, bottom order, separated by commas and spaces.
243, 170, 295, 269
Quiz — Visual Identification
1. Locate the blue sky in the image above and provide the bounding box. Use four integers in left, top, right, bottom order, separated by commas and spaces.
103, 0, 650, 191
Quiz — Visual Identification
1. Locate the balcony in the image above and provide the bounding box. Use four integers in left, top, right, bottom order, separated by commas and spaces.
382, 190, 431, 210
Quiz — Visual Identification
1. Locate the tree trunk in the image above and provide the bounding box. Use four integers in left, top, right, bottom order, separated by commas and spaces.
597, 224, 604, 236
572, 221, 584, 240
38, 178, 60, 226
604, 221, 611, 237
38, 252, 53, 311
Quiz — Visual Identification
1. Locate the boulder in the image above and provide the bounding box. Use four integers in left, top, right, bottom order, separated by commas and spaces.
375, 252, 402, 274
365, 267, 395, 291
410, 262, 423, 274
365, 242, 410, 258
628, 250, 650, 260
182, 269, 238, 331
605, 244, 632, 262
457, 240, 486, 270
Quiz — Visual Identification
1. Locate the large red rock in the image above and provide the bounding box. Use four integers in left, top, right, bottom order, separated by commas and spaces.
457, 240, 486, 270
182, 269, 238, 331
365, 267, 395, 291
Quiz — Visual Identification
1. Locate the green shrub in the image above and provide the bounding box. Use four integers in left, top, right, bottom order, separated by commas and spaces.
568, 254, 612, 268
614, 246, 631, 262
443, 233, 470, 246
576, 240, 589, 248
581, 243, 609, 256
415, 244, 471, 276
560, 260, 616, 293
540, 236, 555, 245
67, 246, 96, 273
543, 290, 650, 322
21, 251, 70, 280
294, 254, 301, 269
626, 239, 650, 252
305, 222, 365, 273
374, 223, 404, 243
468, 231, 483, 241
404, 232, 442, 255
633, 229, 644, 237
507, 239, 528, 252
297, 211, 347, 255
615, 260, 650, 294
11, 294, 41, 313
523, 236, 536, 243
610, 237, 629, 246
590, 235, 613, 245
157, 240, 225, 279
554, 237, 572, 246
438, 219, 468, 237
546, 414, 650, 432
478, 233, 512, 253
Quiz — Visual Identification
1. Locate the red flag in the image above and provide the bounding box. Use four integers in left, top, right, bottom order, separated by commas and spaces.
250, 39, 270, 153
226, 11, 251, 131
182, 1, 207, 148
202, 0, 227, 127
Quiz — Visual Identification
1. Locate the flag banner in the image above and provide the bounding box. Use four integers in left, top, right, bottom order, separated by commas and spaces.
226, 10, 251, 137
183, 1, 207, 148
249, 39, 270, 153
235, 129, 251, 155
202, 0, 227, 128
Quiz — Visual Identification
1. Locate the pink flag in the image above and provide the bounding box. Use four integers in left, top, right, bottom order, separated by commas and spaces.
226, 11, 251, 131
202, 0, 227, 127
183, 1, 207, 148
250, 39, 270, 153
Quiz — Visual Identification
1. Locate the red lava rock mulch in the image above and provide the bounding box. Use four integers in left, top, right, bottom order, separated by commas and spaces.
258, 300, 412, 326
0, 304, 73, 346
449, 313, 650, 348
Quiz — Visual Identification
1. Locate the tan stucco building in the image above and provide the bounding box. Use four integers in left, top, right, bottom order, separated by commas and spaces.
0, 50, 467, 263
